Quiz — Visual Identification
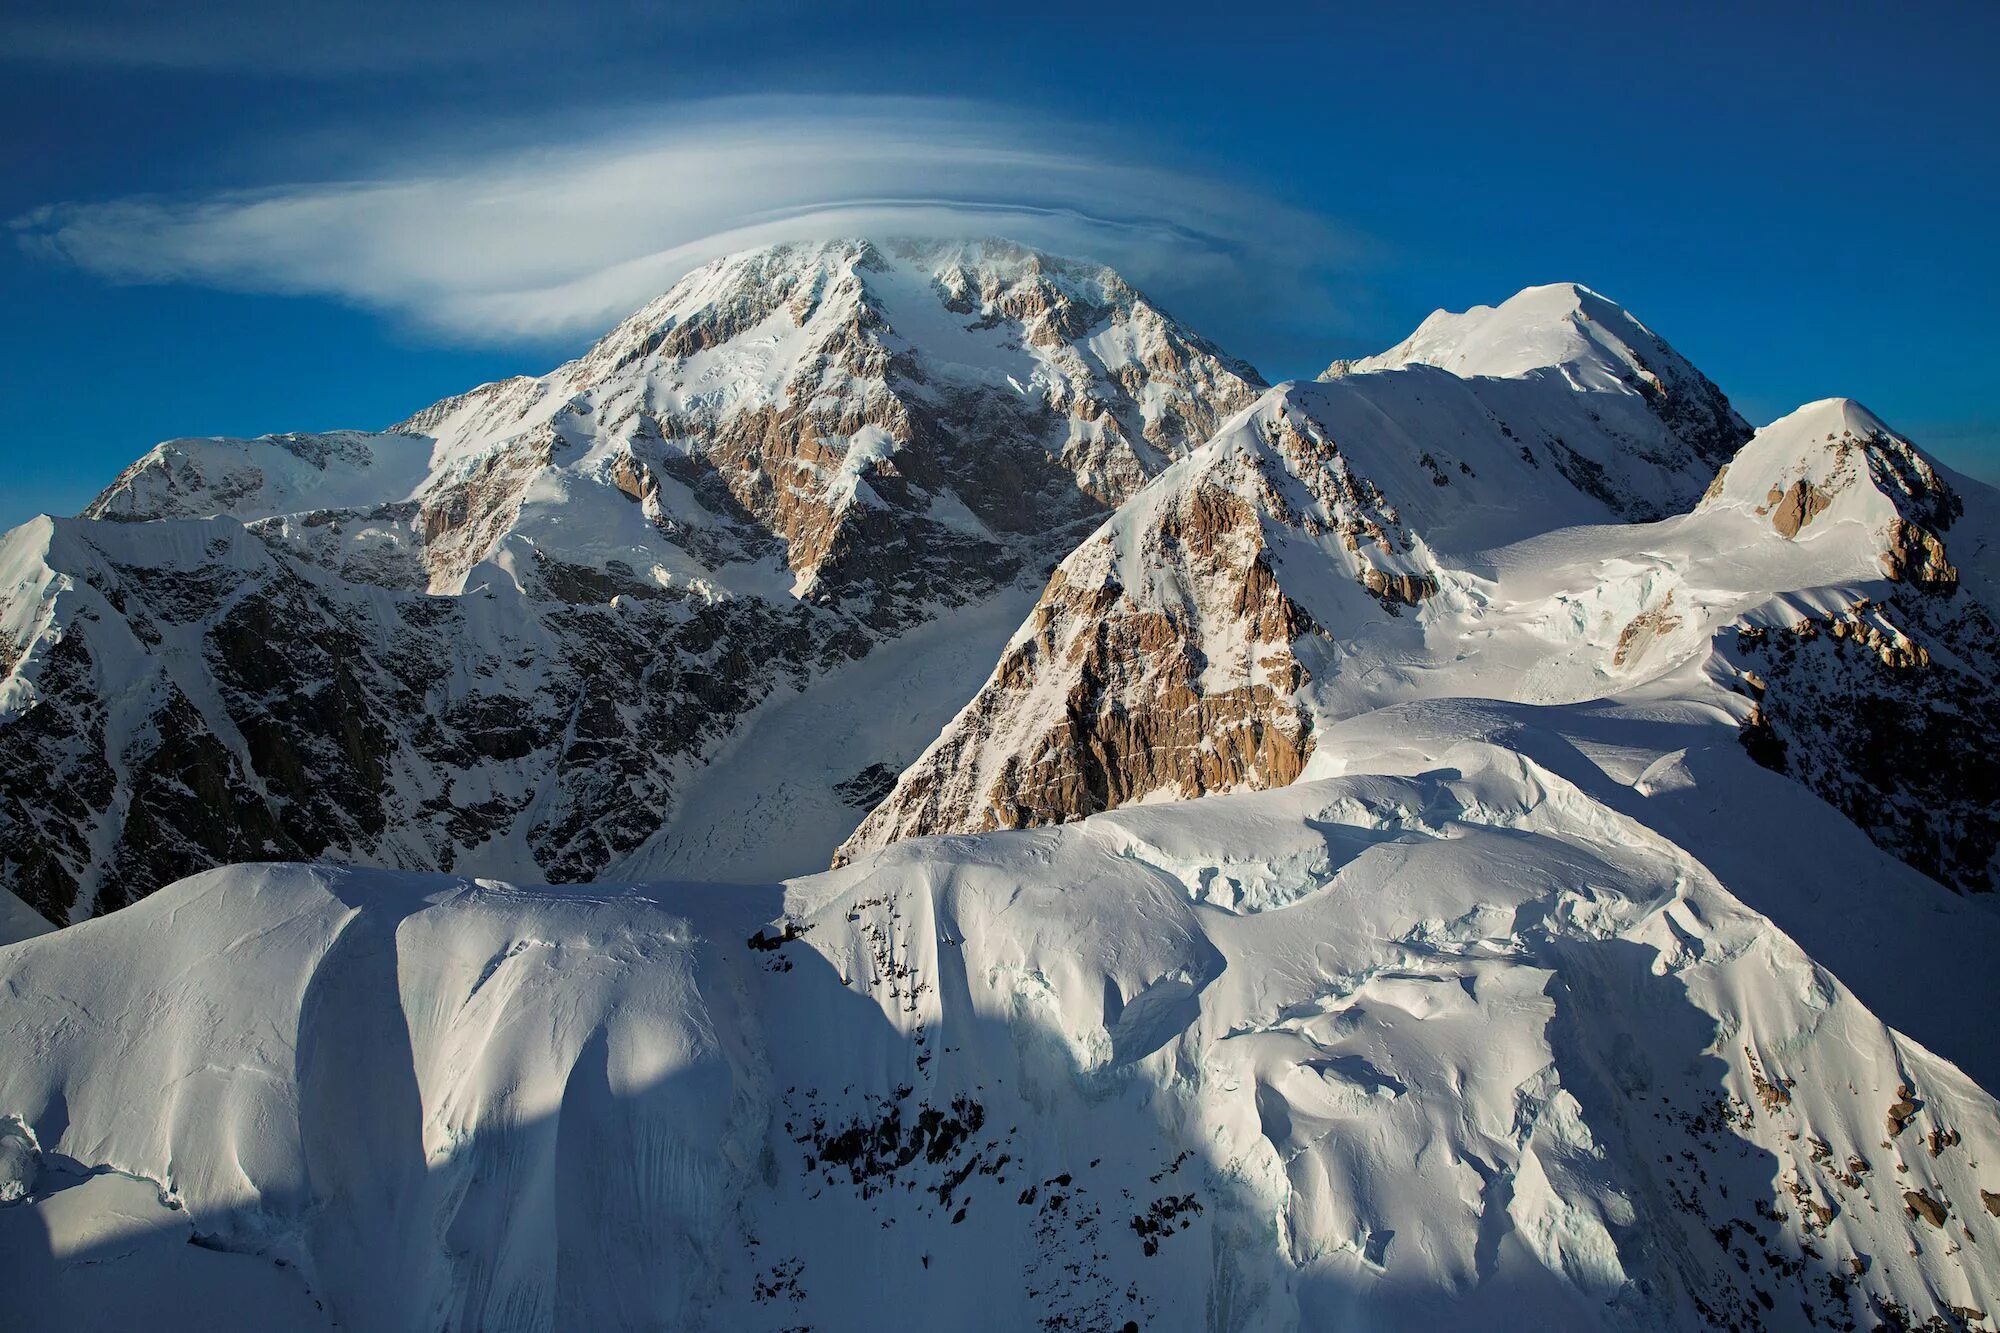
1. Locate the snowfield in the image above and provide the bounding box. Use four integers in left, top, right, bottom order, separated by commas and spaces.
5, 721, 2000, 1330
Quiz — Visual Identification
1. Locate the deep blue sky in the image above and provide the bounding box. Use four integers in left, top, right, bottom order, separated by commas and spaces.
3, 1, 1996, 529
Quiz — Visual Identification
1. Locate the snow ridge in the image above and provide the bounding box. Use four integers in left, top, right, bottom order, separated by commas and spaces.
9, 741, 2000, 1328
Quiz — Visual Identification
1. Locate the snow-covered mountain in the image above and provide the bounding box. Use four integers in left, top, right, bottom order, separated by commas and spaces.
1322, 281, 1750, 515
6, 244, 2000, 1329
0, 239, 1265, 921
840, 277, 2000, 906
6, 733, 2000, 1330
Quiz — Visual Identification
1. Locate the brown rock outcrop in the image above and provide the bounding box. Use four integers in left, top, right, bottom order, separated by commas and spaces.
1766, 478, 1833, 538
1614, 594, 1683, 668
1902, 1188, 1948, 1228
836, 474, 1316, 855
1879, 518, 1958, 590
837, 395, 1444, 862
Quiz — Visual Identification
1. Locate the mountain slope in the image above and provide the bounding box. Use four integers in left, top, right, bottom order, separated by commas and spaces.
842, 379, 2000, 903
843, 281, 1757, 860
1705, 399, 2000, 894
0, 239, 1265, 922
6, 734, 2000, 1330
7, 259, 2000, 1332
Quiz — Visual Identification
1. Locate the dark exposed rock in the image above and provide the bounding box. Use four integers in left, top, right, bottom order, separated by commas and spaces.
0, 239, 1266, 916
834, 763, 900, 810
1733, 589, 2000, 895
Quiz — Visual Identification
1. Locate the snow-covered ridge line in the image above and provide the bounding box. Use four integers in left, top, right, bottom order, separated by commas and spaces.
7, 727, 2000, 1328
1325, 280, 1750, 484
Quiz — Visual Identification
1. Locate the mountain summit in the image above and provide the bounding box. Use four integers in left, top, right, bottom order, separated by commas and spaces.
1325, 281, 1750, 509
5, 245, 2000, 1331
87, 238, 1265, 619
1, 238, 1266, 916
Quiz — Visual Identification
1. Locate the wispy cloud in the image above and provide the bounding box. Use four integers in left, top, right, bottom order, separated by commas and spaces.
14, 97, 1357, 355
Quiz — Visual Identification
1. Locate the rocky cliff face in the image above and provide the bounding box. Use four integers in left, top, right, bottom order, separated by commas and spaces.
1710, 401, 1999, 895
846, 380, 2000, 910
0, 513, 858, 919
838, 395, 1443, 856
1731, 592, 2000, 895
0, 238, 1265, 923
842, 284, 1765, 862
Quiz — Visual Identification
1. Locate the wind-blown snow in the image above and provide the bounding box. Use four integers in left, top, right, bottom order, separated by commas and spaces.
1331, 282, 1695, 389
5, 731, 1999, 1328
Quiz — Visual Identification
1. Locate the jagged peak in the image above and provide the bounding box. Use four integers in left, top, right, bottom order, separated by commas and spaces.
67, 232, 1271, 620
905, 236, 1142, 314
565, 235, 1261, 386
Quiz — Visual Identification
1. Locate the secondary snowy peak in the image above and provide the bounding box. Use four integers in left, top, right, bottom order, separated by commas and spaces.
83, 431, 435, 525
1331, 282, 1656, 380
1701, 398, 2000, 894
1703, 397, 1964, 586
1325, 281, 1751, 500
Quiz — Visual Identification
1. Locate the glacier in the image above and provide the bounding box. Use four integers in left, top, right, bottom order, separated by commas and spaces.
3, 240, 1999, 1330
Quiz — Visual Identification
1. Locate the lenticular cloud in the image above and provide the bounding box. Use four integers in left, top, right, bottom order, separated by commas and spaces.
14, 95, 1347, 346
